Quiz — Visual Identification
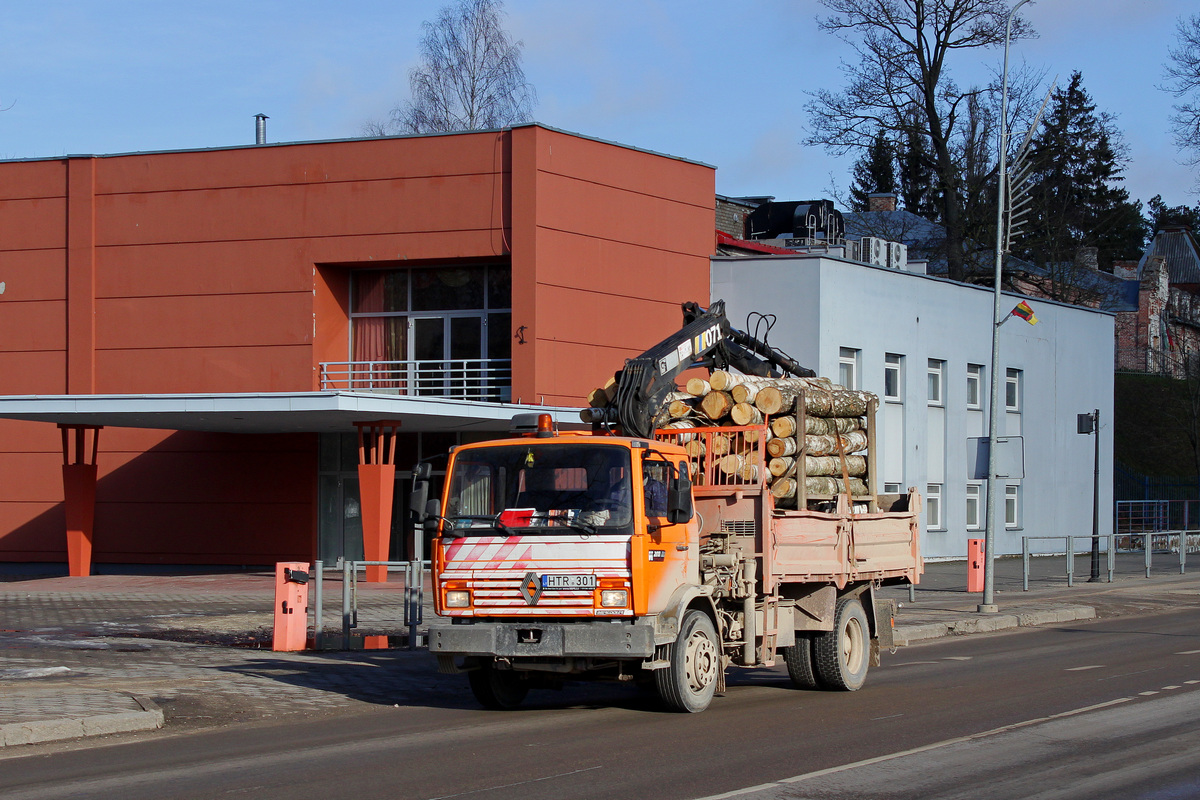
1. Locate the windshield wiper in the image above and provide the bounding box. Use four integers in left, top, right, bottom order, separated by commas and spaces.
445, 514, 513, 536
565, 519, 597, 535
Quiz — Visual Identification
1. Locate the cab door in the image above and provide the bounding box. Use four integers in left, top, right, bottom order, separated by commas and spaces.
635, 455, 697, 614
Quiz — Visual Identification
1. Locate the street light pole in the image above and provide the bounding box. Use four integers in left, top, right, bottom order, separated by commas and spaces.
981, 0, 1031, 614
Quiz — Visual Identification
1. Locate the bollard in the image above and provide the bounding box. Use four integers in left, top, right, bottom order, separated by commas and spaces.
313, 559, 324, 647
272, 562, 310, 652
967, 539, 985, 593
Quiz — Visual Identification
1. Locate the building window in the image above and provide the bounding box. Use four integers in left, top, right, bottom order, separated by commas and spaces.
883, 482, 902, 494
347, 265, 513, 398
966, 483, 982, 529
884, 354, 903, 401
927, 359, 944, 406
966, 364, 983, 410
1005, 368, 1022, 412
1005, 484, 1021, 528
839, 347, 860, 390
926, 483, 943, 529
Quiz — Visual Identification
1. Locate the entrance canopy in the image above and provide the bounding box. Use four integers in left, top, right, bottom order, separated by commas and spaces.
0, 391, 588, 434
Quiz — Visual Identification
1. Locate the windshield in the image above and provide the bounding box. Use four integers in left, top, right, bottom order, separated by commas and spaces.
444, 443, 633, 535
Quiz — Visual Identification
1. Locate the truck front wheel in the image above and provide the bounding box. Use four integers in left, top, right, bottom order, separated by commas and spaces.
656, 609, 720, 713
813, 596, 869, 691
468, 662, 529, 710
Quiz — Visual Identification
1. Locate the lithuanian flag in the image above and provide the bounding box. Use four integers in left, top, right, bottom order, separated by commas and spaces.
1011, 301, 1038, 325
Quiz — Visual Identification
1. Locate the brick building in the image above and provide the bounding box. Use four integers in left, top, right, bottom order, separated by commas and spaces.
1115, 227, 1200, 377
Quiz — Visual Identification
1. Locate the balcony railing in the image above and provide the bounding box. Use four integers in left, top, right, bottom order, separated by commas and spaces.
319, 359, 512, 402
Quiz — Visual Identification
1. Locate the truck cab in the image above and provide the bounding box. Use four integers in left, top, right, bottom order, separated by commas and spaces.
426, 417, 709, 710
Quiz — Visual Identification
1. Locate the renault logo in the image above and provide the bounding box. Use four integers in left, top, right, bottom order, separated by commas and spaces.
520, 572, 543, 606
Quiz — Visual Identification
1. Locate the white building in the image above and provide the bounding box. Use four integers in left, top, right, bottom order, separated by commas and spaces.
712, 253, 1114, 560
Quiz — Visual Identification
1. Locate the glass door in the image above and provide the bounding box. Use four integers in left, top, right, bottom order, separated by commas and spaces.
410, 315, 485, 396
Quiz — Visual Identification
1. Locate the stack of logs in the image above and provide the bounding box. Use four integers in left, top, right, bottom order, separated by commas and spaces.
582, 370, 877, 510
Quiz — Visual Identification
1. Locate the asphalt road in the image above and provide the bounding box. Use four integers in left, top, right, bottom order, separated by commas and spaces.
3, 609, 1200, 800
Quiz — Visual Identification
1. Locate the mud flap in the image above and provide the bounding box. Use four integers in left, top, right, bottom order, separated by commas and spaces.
872, 597, 897, 653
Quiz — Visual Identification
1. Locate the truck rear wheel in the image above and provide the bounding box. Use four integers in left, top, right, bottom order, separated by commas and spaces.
656, 609, 719, 713
813, 596, 869, 691
468, 662, 529, 710
783, 633, 818, 689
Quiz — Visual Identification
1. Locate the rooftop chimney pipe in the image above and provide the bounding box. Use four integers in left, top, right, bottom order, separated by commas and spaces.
254, 114, 269, 145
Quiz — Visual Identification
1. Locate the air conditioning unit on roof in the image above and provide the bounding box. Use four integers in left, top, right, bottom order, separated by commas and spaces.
861, 237, 887, 267
887, 241, 908, 270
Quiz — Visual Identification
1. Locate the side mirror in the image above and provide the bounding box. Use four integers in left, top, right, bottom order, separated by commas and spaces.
423, 498, 442, 535
409, 462, 432, 524
667, 471, 694, 525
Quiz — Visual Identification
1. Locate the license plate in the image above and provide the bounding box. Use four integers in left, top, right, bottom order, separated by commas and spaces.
541, 574, 596, 590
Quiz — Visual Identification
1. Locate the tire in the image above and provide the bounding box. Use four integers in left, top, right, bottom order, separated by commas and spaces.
468, 662, 529, 710
783, 633, 818, 689
655, 609, 720, 713
812, 596, 869, 691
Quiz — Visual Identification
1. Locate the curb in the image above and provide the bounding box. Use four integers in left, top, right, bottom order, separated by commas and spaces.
893, 605, 1097, 647
0, 694, 163, 748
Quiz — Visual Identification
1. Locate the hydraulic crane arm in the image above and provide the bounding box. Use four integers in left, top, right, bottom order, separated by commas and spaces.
610, 300, 815, 438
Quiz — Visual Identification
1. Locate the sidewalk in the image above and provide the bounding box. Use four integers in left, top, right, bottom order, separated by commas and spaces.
3, 553, 1200, 749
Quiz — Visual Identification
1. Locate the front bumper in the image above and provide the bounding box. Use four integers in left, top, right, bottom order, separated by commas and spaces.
428, 619, 657, 659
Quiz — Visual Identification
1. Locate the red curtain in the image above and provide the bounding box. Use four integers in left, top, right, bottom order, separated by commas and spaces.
352, 274, 399, 389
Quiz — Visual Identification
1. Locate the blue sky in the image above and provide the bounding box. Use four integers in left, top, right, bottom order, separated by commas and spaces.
3, 1, 1196, 210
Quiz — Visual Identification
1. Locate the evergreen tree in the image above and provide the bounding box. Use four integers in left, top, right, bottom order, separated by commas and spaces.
849, 129, 897, 211
1015, 72, 1146, 300
897, 116, 940, 221
1147, 194, 1200, 232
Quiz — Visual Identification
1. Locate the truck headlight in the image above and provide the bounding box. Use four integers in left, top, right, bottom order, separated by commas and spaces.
445, 590, 471, 608
600, 590, 628, 607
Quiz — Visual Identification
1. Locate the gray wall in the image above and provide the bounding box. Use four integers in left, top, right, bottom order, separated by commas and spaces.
713, 254, 1114, 559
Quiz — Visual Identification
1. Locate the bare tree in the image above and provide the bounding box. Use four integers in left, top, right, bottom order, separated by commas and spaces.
805, 0, 1035, 281
369, 0, 536, 135
1164, 13, 1200, 174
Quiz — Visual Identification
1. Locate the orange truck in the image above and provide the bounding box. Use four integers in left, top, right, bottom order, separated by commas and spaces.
419, 302, 922, 713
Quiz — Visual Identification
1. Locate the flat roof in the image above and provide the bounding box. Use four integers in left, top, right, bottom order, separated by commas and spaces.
0, 392, 586, 434
0, 122, 714, 171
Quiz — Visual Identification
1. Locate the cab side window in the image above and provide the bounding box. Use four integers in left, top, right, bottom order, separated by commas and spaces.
643, 462, 669, 518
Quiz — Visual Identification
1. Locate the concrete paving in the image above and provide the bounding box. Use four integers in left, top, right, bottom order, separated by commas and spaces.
2, 551, 1199, 749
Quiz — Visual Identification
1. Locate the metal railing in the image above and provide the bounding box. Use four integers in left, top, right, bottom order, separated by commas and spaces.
318, 358, 512, 401
311, 558, 427, 650
1022, 535, 1115, 589
1116, 500, 1172, 535
1022, 532, 1200, 589
1121, 531, 1199, 577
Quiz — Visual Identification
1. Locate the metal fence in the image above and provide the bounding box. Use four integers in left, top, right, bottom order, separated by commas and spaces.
311, 558, 427, 650
1021, 532, 1200, 589
1115, 463, 1200, 503
1114, 500, 1200, 537
1022, 535, 1115, 589
318, 358, 512, 401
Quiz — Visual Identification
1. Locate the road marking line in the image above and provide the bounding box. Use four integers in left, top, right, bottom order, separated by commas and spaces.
1163, 685, 1181, 690
1187, 680, 1200, 685
1066, 665, 1105, 671
1139, 691, 1159, 696
1175, 649, 1200, 655
894, 661, 940, 666
691, 698, 1133, 799
944, 656, 973, 661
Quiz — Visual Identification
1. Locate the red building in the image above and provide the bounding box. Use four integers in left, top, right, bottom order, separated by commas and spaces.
0, 124, 714, 572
